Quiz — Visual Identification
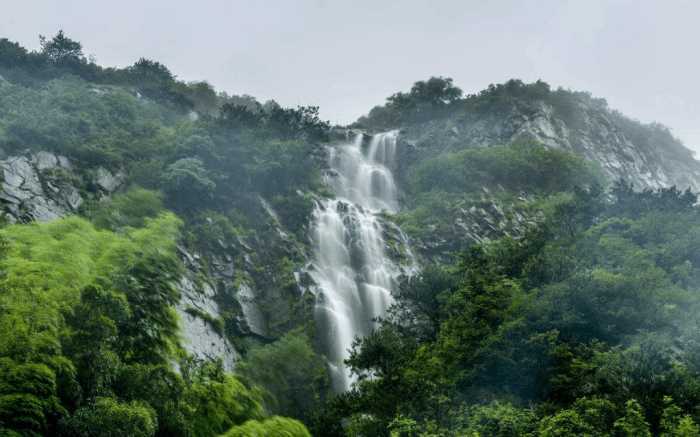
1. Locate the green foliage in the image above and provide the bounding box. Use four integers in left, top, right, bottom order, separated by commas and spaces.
59, 397, 156, 437
610, 179, 697, 216
0, 359, 66, 435
125, 58, 181, 104
112, 363, 189, 436
64, 285, 130, 400
660, 396, 700, 437
182, 366, 265, 436
395, 142, 603, 260
89, 187, 165, 230
236, 332, 331, 423
0, 38, 31, 69
463, 402, 537, 436
0, 76, 176, 166
0, 215, 182, 435
39, 31, 84, 64
537, 409, 596, 437
613, 400, 651, 437
221, 416, 311, 437
247, 140, 321, 196
1, 31, 208, 108
410, 143, 601, 196
357, 76, 462, 128
0, 210, 305, 436
318, 185, 700, 435
112, 216, 183, 364
217, 100, 330, 142
162, 158, 216, 211
268, 193, 316, 237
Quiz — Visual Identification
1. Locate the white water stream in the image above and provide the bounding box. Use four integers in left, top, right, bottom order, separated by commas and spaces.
310, 131, 414, 391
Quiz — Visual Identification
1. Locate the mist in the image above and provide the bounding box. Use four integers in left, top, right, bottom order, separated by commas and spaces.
2, 0, 699, 150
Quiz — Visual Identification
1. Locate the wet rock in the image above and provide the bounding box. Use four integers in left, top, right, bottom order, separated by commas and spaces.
0, 151, 122, 223
0, 155, 69, 222
33, 151, 59, 170
176, 261, 238, 371
211, 255, 235, 278
398, 99, 700, 191
95, 167, 124, 192
234, 282, 268, 337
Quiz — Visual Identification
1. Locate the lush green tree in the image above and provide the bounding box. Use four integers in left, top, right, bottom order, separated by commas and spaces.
162, 158, 216, 211
39, 31, 84, 63
613, 400, 651, 437
537, 409, 596, 437
112, 215, 183, 364
113, 364, 188, 437
183, 366, 265, 437
410, 143, 601, 196
59, 397, 156, 437
265, 105, 329, 141
64, 285, 129, 401
246, 140, 321, 195
236, 332, 330, 423
219, 103, 263, 129
0, 38, 29, 68
0, 359, 66, 435
660, 396, 700, 437
221, 416, 311, 437
89, 188, 165, 231
357, 76, 462, 128
462, 402, 537, 436
0, 214, 183, 435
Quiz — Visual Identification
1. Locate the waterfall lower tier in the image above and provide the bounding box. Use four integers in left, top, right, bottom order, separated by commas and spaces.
310, 131, 414, 391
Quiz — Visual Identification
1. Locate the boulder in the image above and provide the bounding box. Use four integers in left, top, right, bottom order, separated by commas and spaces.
95, 167, 124, 192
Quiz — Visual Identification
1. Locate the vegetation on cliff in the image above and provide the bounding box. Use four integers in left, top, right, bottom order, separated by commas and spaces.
315, 182, 700, 436
2, 31, 700, 436
0, 32, 321, 436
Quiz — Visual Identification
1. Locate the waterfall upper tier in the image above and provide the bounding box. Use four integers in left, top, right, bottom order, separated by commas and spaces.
326, 131, 400, 213
310, 130, 414, 392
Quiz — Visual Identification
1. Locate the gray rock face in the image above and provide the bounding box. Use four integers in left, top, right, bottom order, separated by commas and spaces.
399, 100, 700, 191
0, 152, 127, 223
177, 246, 239, 369
234, 282, 268, 337
95, 167, 124, 192
0, 153, 80, 222
176, 276, 237, 371
195, 195, 320, 343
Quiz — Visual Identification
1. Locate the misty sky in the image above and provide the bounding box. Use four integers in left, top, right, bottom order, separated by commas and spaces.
3, 0, 699, 150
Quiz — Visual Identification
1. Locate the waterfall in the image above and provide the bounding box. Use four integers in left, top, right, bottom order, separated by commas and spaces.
310, 131, 413, 391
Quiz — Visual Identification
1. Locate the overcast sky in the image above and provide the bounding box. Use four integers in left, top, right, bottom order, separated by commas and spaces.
2, 0, 699, 150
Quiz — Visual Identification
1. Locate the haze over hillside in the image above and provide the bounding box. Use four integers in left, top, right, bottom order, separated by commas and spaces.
2, 0, 699, 150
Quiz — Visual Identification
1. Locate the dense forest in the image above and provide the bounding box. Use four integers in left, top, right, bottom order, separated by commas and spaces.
1, 31, 700, 436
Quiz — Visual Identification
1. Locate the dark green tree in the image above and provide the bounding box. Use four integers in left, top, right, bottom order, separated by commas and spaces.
39, 30, 84, 63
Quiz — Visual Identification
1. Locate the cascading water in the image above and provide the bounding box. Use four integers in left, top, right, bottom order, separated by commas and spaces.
311, 131, 414, 391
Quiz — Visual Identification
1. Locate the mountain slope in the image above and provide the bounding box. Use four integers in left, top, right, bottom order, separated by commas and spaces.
358, 78, 700, 191
352, 78, 700, 261
2, 34, 700, 436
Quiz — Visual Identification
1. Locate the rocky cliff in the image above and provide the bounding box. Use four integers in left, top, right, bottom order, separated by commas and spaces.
394, 90, 700, 192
